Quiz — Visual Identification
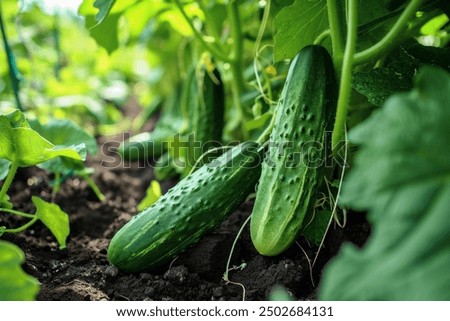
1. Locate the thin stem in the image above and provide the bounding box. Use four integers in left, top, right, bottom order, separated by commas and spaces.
227, 0, 249, 137
313, 128, 348, 268
313, 29, 331, 45
173, 0, 232, 63
52, 14, 62, 80
0, 2, 24, 111
331, 0, 358, 152
353, 0, 426, 65
326, 0, 345, 67
3, 216, 38, 234
229, 63, 249, 138
0, 208, 35, 218
228, 0, 243, 63
253, 0, 270, 57
256, 108, 277, 144
82, 174, 106, 202
224, 215, 251, 282
52, 172, 61, 202
253, 1, 275, 105
0, 162, 18, 205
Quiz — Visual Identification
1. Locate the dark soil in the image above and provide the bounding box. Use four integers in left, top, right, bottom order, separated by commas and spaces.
1, 134, 370, 301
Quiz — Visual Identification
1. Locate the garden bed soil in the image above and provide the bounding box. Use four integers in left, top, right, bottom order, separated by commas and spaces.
2, 134, 370, 301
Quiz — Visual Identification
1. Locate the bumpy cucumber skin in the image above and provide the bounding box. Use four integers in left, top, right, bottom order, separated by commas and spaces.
250, 45, 337, 256
108, 141, 262, 272
194, 68, 224, 150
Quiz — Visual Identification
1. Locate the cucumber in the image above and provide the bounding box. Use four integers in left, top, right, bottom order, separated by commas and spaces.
108, 141, 262, 272
118, 131, 166, 161
180, 65, 224, 177
250, 45, 337, 256
119, 85, 183, 161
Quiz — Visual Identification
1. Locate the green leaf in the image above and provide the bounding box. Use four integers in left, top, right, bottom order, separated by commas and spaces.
352, 67, 412, 106
319, 66, 450, 300
302, 210, 331, 246
93, 0, 117, 25
79, 0, 142, 52
137, 180, 162, 212
3, 109, 30, 128
29, 118, 95, 175
0, 111, 85, 167
273, 0, 328, 62
0, 240, 40, 300
33, 196, 70, 249
357, 0, 390, 24
244, 111, 272, 131
83, 13, 120, 54
0, 159, 10, 180
352, 44, 450, 106
30, 119, 98, 155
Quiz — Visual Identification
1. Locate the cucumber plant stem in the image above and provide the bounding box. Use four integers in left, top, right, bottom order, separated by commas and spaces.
227, 0, 249, 138
223, 215, 251, 282
331, 0, 358, 152
326, 0, 345, 68
173, 0, 248, 138
82, 174, 106, 202
256, 108, 277, 144
353, 0, 426, 65
3, 216, 38, 234
0, 2, 24, 111
314, 29, 331, 45
0, 162, 18, 205
0, 208, 34, 219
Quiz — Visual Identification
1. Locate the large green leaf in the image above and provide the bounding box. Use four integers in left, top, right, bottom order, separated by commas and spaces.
352, 44, 450, 106
33, 196, 70, 249
273, 0, 395, 62
319, 66, 450, 300
352, 67, 413, 106
0, 111, 85, 167
0, 240, 40, 300
273, 0, 328, 62
29, 118, 96, 175
30, 119, 98, 155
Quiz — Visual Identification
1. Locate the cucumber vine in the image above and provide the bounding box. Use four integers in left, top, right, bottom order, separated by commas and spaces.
331, 0, 428, 151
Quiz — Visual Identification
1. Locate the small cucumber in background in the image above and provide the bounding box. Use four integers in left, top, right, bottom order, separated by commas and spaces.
250, 45, 337, 256
180, 64, 225, 177
118, 131, 166, 161
108, 141, 262, 272
119, 85, 183, 161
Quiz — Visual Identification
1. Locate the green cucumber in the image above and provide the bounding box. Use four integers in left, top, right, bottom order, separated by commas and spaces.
250, 45, 337, 256
118, 131, 166, 161
180, 65, 224, 177
108, 141, 262, 272
119, 85, 183, 161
